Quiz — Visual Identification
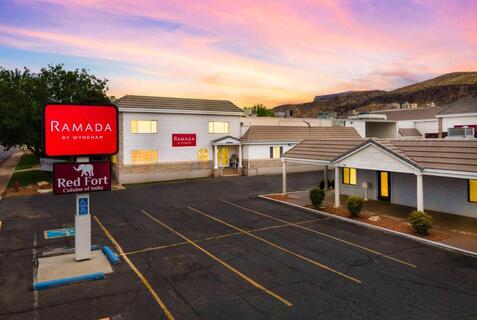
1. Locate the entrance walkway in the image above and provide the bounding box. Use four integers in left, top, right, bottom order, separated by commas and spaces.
271, 190, 477, 253
0, 151, 22, 199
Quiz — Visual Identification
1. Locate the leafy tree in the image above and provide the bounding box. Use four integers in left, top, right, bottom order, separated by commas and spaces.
245, 104, 274, 117
0, 64, 111, 157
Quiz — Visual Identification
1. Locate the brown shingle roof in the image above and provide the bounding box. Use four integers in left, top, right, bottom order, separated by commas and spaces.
283, 139, 363, 162
241, 126, 361, 143
399, 128, 422, 137
438, 96, 477, 115
284, 138, 477, 173
116, 95, 243, 114
387, 139, 477, 172
371, 107, 443, 121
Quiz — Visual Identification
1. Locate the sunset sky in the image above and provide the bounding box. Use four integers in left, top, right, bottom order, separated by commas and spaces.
0, 0, 476, 107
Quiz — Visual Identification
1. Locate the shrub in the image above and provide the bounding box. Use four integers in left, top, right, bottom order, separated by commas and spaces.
309, 188, 326, 208
409, 211, 432, 235
347, 196, 364, 218
319, 180, 325, 190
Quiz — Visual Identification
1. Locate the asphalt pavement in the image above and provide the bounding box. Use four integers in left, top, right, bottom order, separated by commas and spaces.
1, 171, 476, 319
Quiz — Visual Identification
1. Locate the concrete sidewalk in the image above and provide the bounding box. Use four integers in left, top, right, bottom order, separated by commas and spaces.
0, 151, 23, 199
273, 189, 477, 253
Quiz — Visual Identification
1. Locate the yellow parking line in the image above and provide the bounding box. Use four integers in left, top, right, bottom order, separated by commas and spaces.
221, 200, 417, 269
93, 216, 175, 320
141, 210, 292, 307
187, 206, 362, 284
124, 218, 321, 256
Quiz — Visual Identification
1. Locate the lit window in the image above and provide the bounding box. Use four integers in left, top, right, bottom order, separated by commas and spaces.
131, 120, 157, 133
197, 148, 209, 161
131, 150, 158, 163
270, 146, 283, 159
469, 180, 477, 203
343, 167, 357, 185
208, 121, 229, 134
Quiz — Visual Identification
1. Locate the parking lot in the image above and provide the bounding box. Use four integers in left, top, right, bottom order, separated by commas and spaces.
1, 172, 477, 319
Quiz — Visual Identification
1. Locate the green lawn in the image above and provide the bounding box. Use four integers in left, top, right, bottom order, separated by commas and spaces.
15, 153, 40, 171
8, 170, 52, 187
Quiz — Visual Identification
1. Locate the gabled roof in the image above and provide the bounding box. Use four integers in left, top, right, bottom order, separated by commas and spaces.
370, 107, 443, 121
241, 126, 361, 143
116, 95, 243, 115
282, 139, 363, 162
284, 138, 477, 173
437, 96, 477, 116
399, 128, 422, 137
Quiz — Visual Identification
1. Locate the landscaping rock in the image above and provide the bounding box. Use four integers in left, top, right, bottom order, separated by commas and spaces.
369, 216, 381, 222
37, 181, 49, 187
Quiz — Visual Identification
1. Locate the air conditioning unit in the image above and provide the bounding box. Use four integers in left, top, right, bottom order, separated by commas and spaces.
447, 127, 475, 139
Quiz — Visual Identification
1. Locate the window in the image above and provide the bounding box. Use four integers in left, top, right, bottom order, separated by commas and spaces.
131, 120, 157, 133
469, 180, 477, 203
343, 167, 357, 185
270, 146, 283, 159
208, 121, 229, 134
131, 150, 158, 163
197, 148, 209, 161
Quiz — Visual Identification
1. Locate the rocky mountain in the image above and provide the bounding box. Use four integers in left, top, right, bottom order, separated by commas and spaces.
273, 72, 477, 118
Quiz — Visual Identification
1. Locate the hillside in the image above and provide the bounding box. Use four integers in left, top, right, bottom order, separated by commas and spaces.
273, 72, 477, 117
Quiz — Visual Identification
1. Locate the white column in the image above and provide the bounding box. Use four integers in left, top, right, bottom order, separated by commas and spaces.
282, 160, 287, 194
213, 145, 218, 169
416, 173, 424, 211
75, 156, 91, 261
324, 165, 328, 190
334, 166, 340, 208
238, 144, 243, 168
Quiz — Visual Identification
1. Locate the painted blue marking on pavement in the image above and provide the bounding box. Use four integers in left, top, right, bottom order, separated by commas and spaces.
45, 227, 75, 239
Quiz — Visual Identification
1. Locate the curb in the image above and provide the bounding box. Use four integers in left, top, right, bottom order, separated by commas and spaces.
102, 246, 121, 265
259, 195, 477, 259
33, 272, 105, 290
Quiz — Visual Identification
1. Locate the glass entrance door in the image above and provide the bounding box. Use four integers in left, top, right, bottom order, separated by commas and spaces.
378, 171, 391, 201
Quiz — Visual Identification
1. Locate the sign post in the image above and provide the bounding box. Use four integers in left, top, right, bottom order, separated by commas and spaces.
44, 104, 118, 262
75, 156, 91, 261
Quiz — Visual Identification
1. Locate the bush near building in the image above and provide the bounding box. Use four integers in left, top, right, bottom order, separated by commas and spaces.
409, 211, 432, 235
309, 188, 325, 208
347, 196, 364, 218
15, 153, 40, 170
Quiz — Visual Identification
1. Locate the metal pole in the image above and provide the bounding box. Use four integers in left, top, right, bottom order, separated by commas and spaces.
75, 156, 91, 261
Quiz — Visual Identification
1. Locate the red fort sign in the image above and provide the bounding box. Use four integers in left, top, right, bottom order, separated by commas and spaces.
44, 104, 118, 156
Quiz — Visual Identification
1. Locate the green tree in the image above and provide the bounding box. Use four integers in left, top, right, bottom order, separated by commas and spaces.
0, 64, 111, 157
245, 104, 274, 117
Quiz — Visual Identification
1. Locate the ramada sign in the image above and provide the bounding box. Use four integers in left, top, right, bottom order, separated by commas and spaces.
172, 133, 196, 147
54, 162, 111, 195
44, 104, 118, 156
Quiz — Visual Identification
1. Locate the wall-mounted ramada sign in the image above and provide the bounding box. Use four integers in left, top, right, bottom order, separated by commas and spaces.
53, 161, 111, 195
44, 104, 118, 156
172, 134, 196, 147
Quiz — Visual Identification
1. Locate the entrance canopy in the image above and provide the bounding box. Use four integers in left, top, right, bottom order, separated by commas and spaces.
211, 135, 241, 146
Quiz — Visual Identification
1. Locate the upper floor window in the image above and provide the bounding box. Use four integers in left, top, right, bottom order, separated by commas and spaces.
343, 167, 357, 185
131, 120, 157, 134
469, 179, 477, 203
208, 121, 229, 134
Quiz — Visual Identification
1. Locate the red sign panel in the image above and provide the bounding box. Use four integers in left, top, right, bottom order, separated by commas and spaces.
53, 161, 111, 195
44, 104, 118, 156
172, 134, 196, 147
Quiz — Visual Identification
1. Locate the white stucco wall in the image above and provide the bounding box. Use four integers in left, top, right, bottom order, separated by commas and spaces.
121, 112, 241, 164
345, 120, 366, 138
415, 120, 437, 135
243, 143, 295, 160
441, 114, 477, 133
